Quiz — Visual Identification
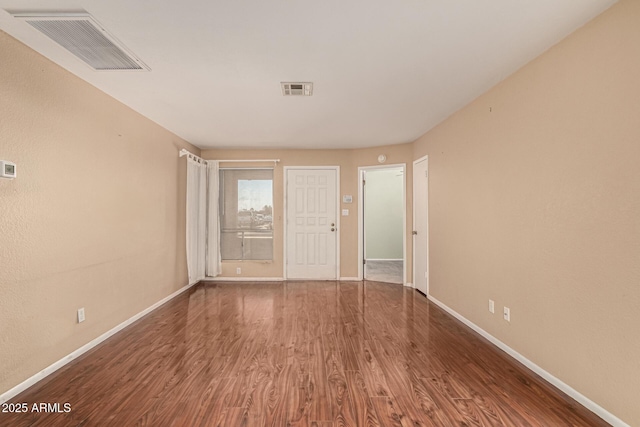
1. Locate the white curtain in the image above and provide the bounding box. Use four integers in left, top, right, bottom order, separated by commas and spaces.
186, 156, 207, 284
206, 161, 222, 277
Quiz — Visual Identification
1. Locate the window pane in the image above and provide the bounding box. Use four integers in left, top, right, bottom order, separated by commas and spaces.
219, 169, 273, 260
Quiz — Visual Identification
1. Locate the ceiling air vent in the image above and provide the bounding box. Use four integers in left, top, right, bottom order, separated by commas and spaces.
281, 82, 313, 96
11, 12, 149, 71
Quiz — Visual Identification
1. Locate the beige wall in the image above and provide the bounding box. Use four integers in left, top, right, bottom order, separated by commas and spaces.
0, 31, 198, 396
202, 145, 413, 280
413, 1, 640, 424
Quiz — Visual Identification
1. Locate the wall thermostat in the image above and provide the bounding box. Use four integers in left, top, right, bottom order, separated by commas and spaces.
1, 161, 16, 179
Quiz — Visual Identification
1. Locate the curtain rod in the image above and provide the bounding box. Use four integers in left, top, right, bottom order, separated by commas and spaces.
179, 149, 206, 163
179, 149, 280, 164
219, 159, 280, 163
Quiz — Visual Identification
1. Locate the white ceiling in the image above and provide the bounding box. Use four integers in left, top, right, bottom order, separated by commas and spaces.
0, 0, 617, 150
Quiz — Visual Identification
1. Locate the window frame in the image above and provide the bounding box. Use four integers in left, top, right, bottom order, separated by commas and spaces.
219, 167, 274, 261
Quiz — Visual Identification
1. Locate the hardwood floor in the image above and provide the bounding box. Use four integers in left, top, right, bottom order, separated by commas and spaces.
1, 281, 608, 426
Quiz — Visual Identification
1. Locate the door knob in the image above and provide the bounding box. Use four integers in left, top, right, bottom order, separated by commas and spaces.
331, 223, 335, 226
412, 231, 418, 235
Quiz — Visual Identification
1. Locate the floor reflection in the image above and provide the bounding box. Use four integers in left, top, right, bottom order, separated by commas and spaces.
0, 281, 608, 427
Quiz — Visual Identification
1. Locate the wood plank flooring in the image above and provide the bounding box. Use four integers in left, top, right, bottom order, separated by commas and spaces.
0, 281, 608, 426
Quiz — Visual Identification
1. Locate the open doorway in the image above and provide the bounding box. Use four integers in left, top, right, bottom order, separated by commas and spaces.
358, 165, 406, 284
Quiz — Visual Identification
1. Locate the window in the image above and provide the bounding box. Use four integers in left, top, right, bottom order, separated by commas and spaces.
219, 169, 273, 260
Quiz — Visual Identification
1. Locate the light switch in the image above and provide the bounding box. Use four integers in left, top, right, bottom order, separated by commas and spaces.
342, 209, 349, 216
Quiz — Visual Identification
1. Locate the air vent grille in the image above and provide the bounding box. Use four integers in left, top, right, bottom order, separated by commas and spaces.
12, 13, 149, 71
281, 82, 313, 96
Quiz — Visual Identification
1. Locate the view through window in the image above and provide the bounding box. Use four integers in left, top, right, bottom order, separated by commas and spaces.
219, 169, 273, 260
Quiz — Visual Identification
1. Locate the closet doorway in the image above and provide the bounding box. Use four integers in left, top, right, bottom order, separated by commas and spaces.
358, 164, 406, 284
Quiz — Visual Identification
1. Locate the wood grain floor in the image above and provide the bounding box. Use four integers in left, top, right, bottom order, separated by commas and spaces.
1, 281, 608, 426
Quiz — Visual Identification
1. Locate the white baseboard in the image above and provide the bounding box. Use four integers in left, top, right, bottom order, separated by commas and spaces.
0, 281, 198, 405
365, 258, 403, 262
339, 277, 361, 281
404, 282, 413, 288
427, 295, 629, 427
202, 276, 284, 282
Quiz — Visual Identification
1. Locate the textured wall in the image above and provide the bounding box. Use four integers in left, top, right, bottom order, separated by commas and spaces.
413, 1, 640, 424
0, 31, 198, 396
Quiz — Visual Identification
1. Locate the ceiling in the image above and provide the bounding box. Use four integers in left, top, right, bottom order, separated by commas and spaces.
0, 0, 617, 150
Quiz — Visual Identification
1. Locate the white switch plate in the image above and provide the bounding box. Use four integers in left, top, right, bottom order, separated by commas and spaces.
503, 306, 510, 322
342, 209, 349, 216
342, 195, 353, 203
236, 267, 241, 275
77, 308, 85, 323
488, 299, 495, 314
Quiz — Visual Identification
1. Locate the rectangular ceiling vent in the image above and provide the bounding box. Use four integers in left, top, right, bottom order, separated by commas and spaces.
11, 12, 149, 71
281, 82, 313, 96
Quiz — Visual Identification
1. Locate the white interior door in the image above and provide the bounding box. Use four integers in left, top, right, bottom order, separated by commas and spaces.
286, 169, 338, 279
413, 157, 428, 294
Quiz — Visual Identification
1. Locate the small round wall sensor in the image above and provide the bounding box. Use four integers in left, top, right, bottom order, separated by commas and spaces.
377, 154, 387, 164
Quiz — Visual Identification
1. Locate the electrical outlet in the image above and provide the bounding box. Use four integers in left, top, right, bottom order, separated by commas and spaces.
77, 308, 85, 323
236, 267, 241, 275
503, 306, 510, 322
488, 299, 495, 314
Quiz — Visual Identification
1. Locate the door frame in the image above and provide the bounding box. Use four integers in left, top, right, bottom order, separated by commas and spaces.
283, 166, 341, 280
412, 155, 429, 294
357, 163, 407, 284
